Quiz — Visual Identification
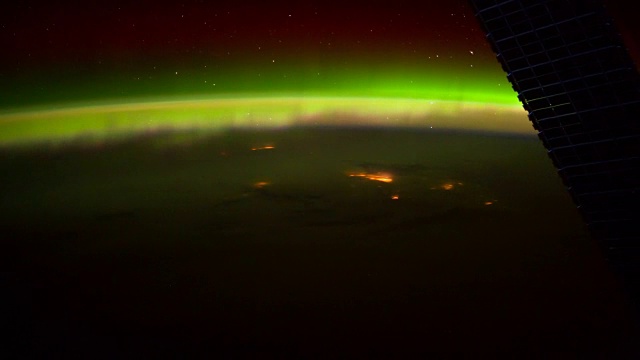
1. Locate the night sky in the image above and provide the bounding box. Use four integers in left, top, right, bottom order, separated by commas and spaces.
2, 1, 639, 110
0, 1, 516, 110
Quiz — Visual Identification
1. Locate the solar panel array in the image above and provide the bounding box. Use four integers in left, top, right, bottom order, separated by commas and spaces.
469, 0, 640, 295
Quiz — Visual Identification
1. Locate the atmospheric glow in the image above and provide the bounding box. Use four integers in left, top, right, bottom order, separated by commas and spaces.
0, 97, 530, 147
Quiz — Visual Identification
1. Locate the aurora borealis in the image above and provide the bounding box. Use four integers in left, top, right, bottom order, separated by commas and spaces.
0, 1, 533, 146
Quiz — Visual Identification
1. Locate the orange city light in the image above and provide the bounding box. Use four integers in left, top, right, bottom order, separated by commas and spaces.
441, 183, 455, 191
251, 145, 275, 151
254, 181, 270, 188
431, 181, 463, 191
348, 172, 393, 183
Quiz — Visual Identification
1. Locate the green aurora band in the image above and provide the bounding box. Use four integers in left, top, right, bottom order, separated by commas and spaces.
0, 63, 531, 147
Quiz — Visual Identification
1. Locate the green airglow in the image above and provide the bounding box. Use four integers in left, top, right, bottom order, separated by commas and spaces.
0, 96, 531, 147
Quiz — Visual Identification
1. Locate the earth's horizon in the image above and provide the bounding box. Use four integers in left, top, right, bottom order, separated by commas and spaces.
0, 95, 530, 148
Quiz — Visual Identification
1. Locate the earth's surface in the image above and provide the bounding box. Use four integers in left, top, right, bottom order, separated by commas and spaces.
1, 102, 639, 357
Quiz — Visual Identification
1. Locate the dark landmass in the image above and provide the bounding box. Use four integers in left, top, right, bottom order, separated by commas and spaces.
1, 128, 638, 358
